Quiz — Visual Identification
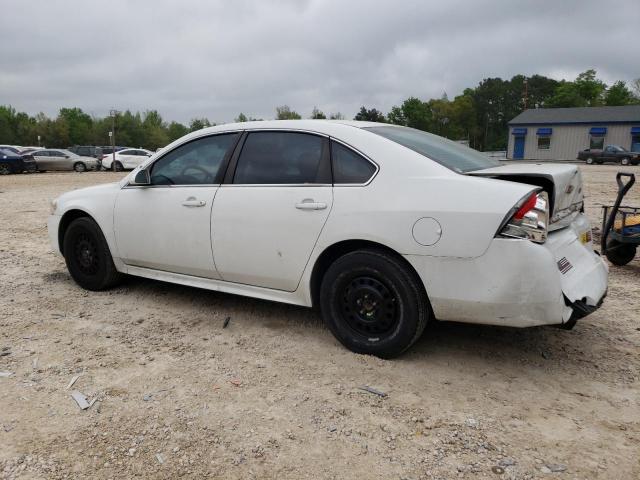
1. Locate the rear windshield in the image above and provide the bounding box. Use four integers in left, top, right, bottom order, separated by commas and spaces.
364, 125, 500, 173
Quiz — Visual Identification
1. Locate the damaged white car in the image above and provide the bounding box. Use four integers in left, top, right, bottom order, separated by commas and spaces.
48, 120, 608, 357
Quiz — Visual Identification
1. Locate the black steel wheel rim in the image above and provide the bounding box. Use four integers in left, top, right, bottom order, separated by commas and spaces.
0, 164, 9, 174
74, 233, 99, 275
341, 276, 398, 337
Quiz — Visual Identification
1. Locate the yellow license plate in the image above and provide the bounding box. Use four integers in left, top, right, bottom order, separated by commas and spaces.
580, 231, 592, 244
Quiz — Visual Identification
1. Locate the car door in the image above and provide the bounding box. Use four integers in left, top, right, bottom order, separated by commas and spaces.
113, 132, 241, 279
48, 150, 71, 170
211, 130, 333, 291
32, 150, 51, 170
116, 149, 135, 169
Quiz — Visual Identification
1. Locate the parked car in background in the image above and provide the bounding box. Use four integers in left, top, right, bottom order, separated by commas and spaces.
578, 145, 640, 165
100, 146, 127, 155
48, 120, 608, 358
19, 146, 42, 153
30, 149, 99, 172
0, 148, 37, 174
101, 148, 153, 170
68, 146, 103, 158
0, 145, 22, 154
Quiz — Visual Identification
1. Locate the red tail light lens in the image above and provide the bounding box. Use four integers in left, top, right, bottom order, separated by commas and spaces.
513, 193, 537, 220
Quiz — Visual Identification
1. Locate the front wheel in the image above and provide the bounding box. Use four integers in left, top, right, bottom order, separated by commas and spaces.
73, 162, 87, 172
585, 157, 595, 165
114, 161, 124, 172
621, 157, 630, 166
605, 239, 636, 266
0, 163, 11, 175
320, 249, 429, 358
63, 217, 122, 290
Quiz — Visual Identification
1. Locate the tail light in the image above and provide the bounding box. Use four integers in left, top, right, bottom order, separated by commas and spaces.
497, 191, 549, 243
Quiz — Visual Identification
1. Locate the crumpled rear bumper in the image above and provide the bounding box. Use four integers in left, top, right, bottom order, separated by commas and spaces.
404, 213, 608, 328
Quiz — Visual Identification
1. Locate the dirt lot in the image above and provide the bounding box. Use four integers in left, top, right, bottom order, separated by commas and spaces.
1, 165, 639, 479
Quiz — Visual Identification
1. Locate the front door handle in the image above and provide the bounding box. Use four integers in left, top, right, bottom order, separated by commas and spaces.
182, 198, 206, 207
295, 199, 327, 210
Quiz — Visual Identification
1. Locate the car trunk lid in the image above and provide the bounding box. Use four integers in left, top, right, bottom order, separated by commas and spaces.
468, 163, 584, 231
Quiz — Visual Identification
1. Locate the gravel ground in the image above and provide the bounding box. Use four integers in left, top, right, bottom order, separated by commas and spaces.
1, 165, 639, 479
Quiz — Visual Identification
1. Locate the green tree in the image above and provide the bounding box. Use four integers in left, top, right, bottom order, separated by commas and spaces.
328, 112, 344, 120
310, 107, 326, 119
58, 108, 93, 146
235, 113, 248, 122
167, 121, 189, 142
353, 106, 386, 122
387, 106, 406, 125
189, 117, 212, 131
275, 105, 301, 120
575, 69, 606, 106
605, 81, 635, 106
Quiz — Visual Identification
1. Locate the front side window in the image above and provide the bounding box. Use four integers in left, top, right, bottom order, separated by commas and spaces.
233, 131, 329, 184
150, 133, 240, 185
590, 136, 605, 150
365, 125, 499, 173
331, 141, 376, 183
537, 136, 550, 150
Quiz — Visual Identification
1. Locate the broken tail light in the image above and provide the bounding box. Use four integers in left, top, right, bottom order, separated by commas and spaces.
497, 191, 549, 243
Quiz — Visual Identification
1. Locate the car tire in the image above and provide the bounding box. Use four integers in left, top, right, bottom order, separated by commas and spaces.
0, 163, 11, 175
605, 239, 636, 266
73, 162, 87, 172
63, 217, 122, 291
115, 161, 124, 172
586, 157, 594, 165
319, 249, 429, 358
621, 157, 630, 166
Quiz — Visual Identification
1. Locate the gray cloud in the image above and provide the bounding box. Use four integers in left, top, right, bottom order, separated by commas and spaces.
1, 0, 638, 123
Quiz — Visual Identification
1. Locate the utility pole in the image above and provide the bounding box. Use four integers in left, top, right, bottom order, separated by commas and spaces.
523, 78, 529, 110
109, 109, 119, 172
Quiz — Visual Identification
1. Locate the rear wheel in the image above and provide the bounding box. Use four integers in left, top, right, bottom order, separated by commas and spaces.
0, 163, 11, 175
585, 157, 595, 165
73, 162, 87, 172
621, 157, 630, 166
114, 161, 124, 171
63, 217, 122, 290
320, 249, 429, 358
605, 239, 636, 266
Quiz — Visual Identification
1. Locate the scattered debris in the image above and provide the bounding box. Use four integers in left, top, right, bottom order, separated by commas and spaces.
546, 463, 567, 473
0, 371, 13, 378
358, 385, 387, 397
156, 453, 164, 464
223, 316, 231, 328
66, 374, 81, 389
0, 350, 11, 357
498, 458, 516, 468
70, 391, 91, 410
229, 378, 242, 387
465, 417, 479, 428
32, 357, 38, 369
143, 394, 153, 402
491, 465, 505, 475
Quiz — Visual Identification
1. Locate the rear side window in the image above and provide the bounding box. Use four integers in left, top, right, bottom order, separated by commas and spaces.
150, 133, 239, 185
331, 141, 376, 184
233, 132, 329, 184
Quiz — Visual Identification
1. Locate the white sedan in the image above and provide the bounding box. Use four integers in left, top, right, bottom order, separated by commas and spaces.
101, 148, 153, 170
48, 120, 608, 357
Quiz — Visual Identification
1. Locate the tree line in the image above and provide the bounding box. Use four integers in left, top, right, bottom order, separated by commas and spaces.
1, 70, 638, 151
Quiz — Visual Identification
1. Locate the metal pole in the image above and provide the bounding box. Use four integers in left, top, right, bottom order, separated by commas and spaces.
110, 109, 116, 172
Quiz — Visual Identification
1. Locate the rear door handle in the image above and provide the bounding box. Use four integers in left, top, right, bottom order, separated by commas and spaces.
295, 200, 327, 210
182, 198, 206, 207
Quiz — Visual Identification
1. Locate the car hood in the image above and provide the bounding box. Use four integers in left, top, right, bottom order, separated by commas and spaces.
468, 163, 584, 231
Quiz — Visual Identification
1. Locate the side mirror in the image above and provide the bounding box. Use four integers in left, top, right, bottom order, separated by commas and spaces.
131, 168, 151, 186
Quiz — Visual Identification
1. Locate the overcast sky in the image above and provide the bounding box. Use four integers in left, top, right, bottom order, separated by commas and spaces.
1, 0, 638, 124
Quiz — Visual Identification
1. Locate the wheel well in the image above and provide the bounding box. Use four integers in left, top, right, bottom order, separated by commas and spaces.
58, 209, 93, 252
309, 239, 427, 308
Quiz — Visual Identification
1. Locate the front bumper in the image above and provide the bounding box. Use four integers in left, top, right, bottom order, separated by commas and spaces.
48, 214, 62, 255
405, 213, 608, 328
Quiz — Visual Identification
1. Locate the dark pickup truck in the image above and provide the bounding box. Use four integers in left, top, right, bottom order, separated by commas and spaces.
578, 145, 640, 165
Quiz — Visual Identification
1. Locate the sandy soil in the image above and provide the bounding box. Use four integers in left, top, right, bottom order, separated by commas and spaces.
0, 165, 638, 479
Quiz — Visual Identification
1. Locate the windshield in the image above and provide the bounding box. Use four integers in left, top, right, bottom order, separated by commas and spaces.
364, 125, 500, 173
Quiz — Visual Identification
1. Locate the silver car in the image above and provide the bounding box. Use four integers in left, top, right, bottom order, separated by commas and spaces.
31, 149, 99, 172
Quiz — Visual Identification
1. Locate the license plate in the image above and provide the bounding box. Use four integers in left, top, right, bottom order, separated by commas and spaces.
580, 230, 592, 244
